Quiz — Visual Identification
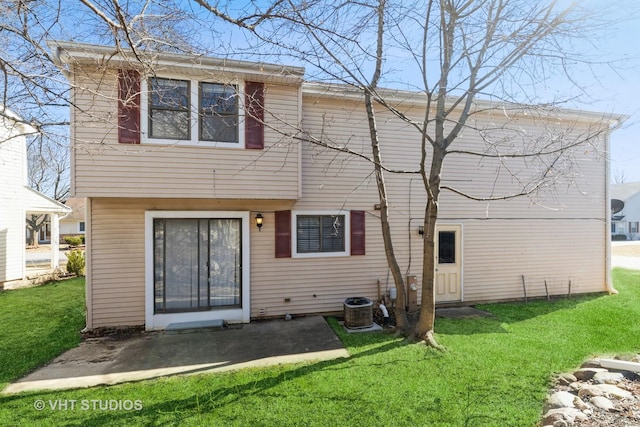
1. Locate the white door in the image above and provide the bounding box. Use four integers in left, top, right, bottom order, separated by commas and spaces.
435, 225, 462, 302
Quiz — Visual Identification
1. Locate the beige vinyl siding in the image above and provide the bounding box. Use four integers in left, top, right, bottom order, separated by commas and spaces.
86, 84, 609, 328
71, 68, 301, 200
463, 219, 606, 302
88, 198, 296, 328
0, 136, 26, 282
89, 198, 145, 327
295, 93, 609, 309
89, 198, 389, 327
250, 211, 390, 318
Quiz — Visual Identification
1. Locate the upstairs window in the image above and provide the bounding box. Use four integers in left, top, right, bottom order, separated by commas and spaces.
199, 83, 238, 143
148, 78, 190, 140
118, 69, 263, 148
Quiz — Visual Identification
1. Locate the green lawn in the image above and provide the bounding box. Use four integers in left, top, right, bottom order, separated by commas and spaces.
1, 270, 639, 426
0, 278, 85, 388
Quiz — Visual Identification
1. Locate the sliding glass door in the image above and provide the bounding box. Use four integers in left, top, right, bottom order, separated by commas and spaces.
153, 218, 242, 313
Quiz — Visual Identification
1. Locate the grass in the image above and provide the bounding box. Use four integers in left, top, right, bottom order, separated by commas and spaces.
1, 270, 639, 426
0, 278, 85, 388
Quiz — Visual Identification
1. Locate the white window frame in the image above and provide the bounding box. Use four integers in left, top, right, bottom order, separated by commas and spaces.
144, 210, 251, 330
78, 221, 85, 233
140, 76, 245, 149
292, 210, 350, 259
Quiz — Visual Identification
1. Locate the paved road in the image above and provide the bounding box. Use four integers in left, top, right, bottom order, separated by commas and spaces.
25, 249, 67, 266
612, 241, 640, 270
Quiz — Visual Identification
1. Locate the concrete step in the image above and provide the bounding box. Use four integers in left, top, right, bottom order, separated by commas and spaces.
165, 319, 225, 334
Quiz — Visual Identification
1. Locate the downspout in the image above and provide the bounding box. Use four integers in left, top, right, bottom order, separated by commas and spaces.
605, 120, 618, 294
84, 197, 93, 330
297, 82, 303, 200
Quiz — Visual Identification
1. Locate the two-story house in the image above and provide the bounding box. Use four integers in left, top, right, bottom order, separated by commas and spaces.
0, 106, 71, 286
611, 182, 640, 240
50, 41, 619, 331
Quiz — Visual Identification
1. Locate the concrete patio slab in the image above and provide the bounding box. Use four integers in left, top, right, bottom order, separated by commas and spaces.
3, 316, 349, 394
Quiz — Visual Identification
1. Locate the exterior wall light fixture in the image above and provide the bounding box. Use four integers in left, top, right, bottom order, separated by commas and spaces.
255, 213, 264, 231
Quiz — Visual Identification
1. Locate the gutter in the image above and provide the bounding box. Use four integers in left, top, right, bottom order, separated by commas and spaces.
605, 124, 618, 294
47, 40, 305, 84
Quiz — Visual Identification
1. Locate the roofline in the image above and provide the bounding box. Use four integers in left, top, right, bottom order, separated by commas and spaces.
1, 105, 38, 135
301, 82, 627, 127
610, 182, 640, 201
48, 40, 305, 84
24, 186, 73, 214
46, 41, 625, 127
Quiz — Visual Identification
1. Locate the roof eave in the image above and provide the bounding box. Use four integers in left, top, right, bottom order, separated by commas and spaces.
301, 82, 627, 126
48, 40, 306, 84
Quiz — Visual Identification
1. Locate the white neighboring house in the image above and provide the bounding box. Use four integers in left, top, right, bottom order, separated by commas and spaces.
59, 197, 86, 239
611, 182, 640, 240
0, 106, 71, 285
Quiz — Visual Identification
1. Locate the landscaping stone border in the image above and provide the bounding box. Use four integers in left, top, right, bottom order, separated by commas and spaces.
542, 355, 640, 426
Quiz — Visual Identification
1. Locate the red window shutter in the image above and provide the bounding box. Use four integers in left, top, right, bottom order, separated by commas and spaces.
350, 210, 366, 255
245, 81, 264, 149
275, 210, 291, 258
118, 69, 141, 144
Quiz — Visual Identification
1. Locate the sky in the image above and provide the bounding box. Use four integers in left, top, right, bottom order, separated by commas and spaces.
590, 16, 640, 183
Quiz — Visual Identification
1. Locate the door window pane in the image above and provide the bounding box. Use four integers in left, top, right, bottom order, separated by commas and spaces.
209, 219, 241, 306
162, 218, 200, 311
438, 231, 456, 264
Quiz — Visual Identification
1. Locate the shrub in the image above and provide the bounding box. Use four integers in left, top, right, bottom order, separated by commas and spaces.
64, 235, 83, 247
66, 250, 86, 276
612, 234, 628, 241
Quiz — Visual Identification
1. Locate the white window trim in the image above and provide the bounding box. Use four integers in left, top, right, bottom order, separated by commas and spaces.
78, 221, 85, 234
140, 76, 246, 149
144, 210, 250, 330
292, 210, 350, 259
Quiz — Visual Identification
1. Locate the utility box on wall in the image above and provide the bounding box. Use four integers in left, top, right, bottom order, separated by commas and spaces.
406, 275, 418, 311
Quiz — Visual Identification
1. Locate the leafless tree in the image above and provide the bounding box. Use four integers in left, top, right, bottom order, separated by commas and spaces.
186, 0, 621, 345
613, 168, 627, 184
24, 132, 70, 246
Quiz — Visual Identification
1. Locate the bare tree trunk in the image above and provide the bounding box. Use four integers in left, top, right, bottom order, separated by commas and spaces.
413, 146, 445, 348
364, 89, 410, 333
25, 214, 47, 247
361, 0, 410, 334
